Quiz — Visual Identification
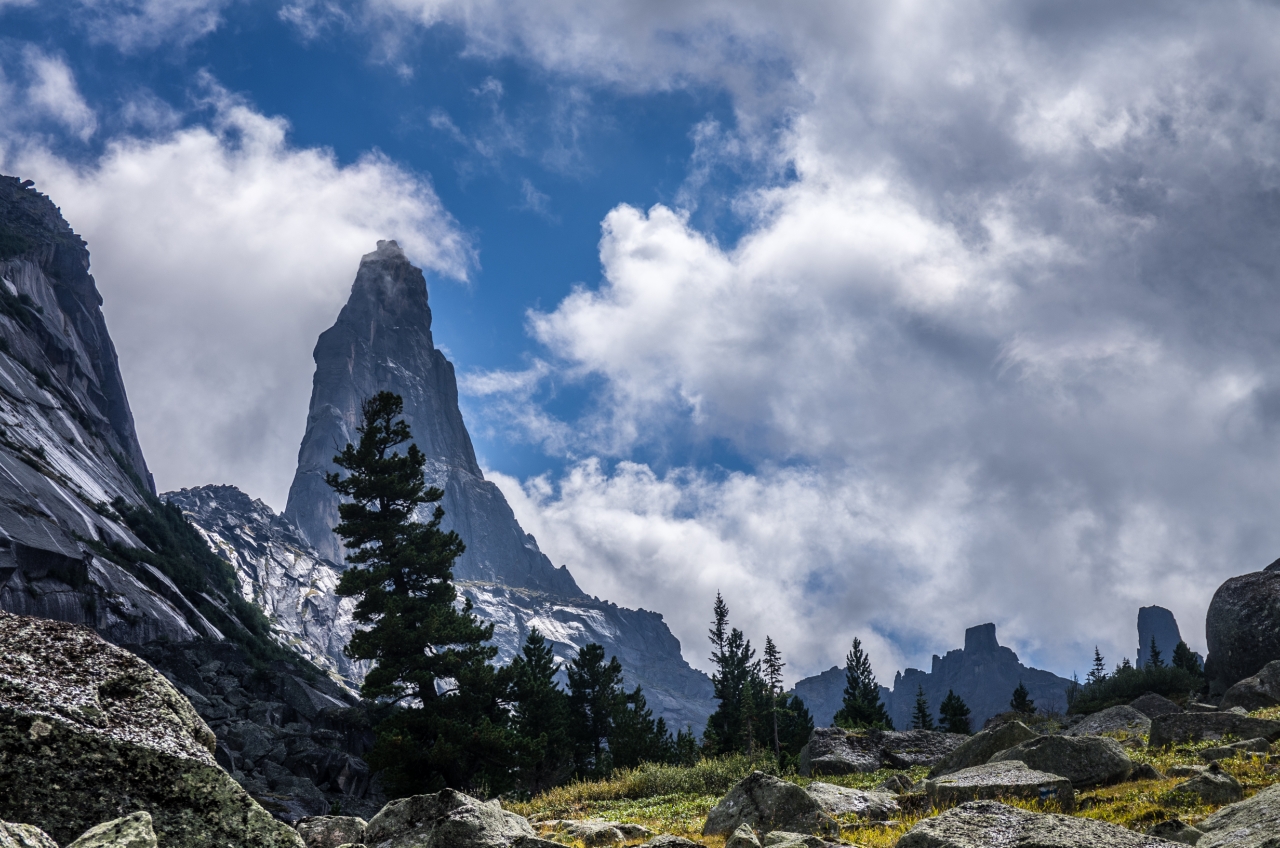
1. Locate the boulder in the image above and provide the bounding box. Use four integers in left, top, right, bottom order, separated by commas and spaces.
363, 789, 536, 848
1064, 706, 1151, 739
1131, 763, 1166, 781
1148, 712, 1280, 747
877, 730, 968, 768
1201, 738, 1271, 762
1198, 783, 1280, 848
926, 721, 1038, 778
760, 834, 839, 848
922, 761, 1075, 812
988, 735, 1132, 787
1167, 765, 1206, 778
897, 800, 1170, 848
702, 772, 838, 838
65, 813, 157, 848
0, 822, 57, 848
875, 774, 915, 794
539, 821, 653, 847
0, 612, 303, 848
297, 816, 368, 848
1171, 763, 1244, 806
1220, 660, 1280, 712
803, 783, 898, 821
796, 729, 880, 776
644, 838, 702, 848
1145, 820, 1203, 846
725, 824, 761, 848
1130, 693, 1182, 719
1204, 561, 1280, 694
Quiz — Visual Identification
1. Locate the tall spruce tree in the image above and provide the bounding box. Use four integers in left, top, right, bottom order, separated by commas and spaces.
1087, 647, 1108, 684
1010, 681, 1035, 715
704, 596, 761, 754
327, 391, 512, 794
763, 636, 785, 761
1147, 636, 1164, 669
610, 685, 676, 769
833, 638, 893, 730
1172, 641, 1201, 674
773, 692, 815, 758
567, 643, 626, 777
911, 685, 935, 730
508, 629, 573, 793
938, 690, 971, 734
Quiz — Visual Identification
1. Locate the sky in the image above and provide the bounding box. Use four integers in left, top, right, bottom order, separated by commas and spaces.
3, 0, 1280, 688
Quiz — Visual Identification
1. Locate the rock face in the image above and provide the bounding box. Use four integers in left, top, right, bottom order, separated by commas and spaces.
898, 801, 1172, 848
702, 772, 839, 838
296, 815, 367, 848
1063, 705, 1151, 738
927, 720, 1039, 778
1198, 782, 1280, 848
1137, 606, 1197, 669
922, 762, 1076, 812
275, 242, 714, 733
1204, 560, 1280, 694
0, 822, 56, 848
1219, 660, 1280, 712
362, 789, 537, 848
65, 812, 156, 848
1148, 712, 1280, 748
988, 735, 1132, 787
0, 610, 302, 848
797, 728, 964, 776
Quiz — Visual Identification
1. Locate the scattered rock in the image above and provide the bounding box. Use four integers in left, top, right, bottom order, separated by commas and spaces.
1167, 765, 1206, 778
897, 800, 1169, 848
644, 837, 702, 848
803, 783, 898, 821
1064, 706, 1152, 739
1201, 738, 1271, 762
1220, 661, 1280, 711
796, 729, 880, 776
922, 761, 1075, 812
926, 721, 1039, 778
702, 772, 839, 838
1130, 693, 1183, 719
877, 730, 968, 768
363, 789, 537, 848
1171, 763, 1244, 805
1148, 713, 1280, 747
1146, 819, 1204, 846
540, 820, 652, 847
0, 822, 57, 848
760, 833, 839, 848
66, 813, 157, 848
724, 823, 761, 848
988, 734, 1133, 787
1130, 762, 1166, 781
875, 774, 915, 794
297, 816, 368, 848
1204, 561, 1280, 694
1198, 782, 1280, 848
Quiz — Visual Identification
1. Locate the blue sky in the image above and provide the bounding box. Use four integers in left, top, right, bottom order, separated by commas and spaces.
5, 0, 1280, 686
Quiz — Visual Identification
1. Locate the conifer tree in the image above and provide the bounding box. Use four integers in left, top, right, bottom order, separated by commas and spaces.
763, 636, 785, 761
833, 638, 893, 730
508, 629, 573, 793
1087, 647, 1108, 684
911, 685, 935, 730
1010, 681, 1035, 715
327, 391, 512, 793
567, 643, 626, 777
610, 685, 676, 769
774, 692, 816, 757
938, 690, 971, 734
704, 596, 762, 754
1172, 641, 1201, 674
1147, 635, 1164, 669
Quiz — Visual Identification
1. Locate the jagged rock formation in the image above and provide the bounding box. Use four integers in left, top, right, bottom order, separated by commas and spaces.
791, 624, 1072, 730
271, 242, 714, 732
1136, 606, 1200, 668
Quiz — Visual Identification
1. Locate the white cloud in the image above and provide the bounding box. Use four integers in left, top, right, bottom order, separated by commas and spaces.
4, 80, 470, 509
75, 0, 232, 50
21, 48, 97, 141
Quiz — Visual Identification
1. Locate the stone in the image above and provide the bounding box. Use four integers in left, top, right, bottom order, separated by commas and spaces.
0, 822, 57, 848
1198, 783, 1280, 848
1167, 765, 1206, 777
1064, 705, 1152, 739
877, 730, 968, 768
1131, 762, 1166, 781
803, 783, 898, 821
1171, 763, 1244, 805
875, 773, 915, 794
1147, 820, 1204, 846
540, 820, 652, 843
643, 838, 702, 848
1204, 561, 1280, 694
926, 720, 1038, 778
1130, 693, 1183, 719
988, 734, 1133, 787
796, 728, 880, 776
363, 789, 536, 848
66, 813, 157, 848
1148, 712, 1280, 747
1220, 660, 1280, 712
0, 612, 304, 848
759, 833, 839, 848
724, 824, 761, 848
297, 816, 368, 848
922, 761, 1075, 812
1201, 738, 1271, 762
702, 772, 839, 838
898, 800, 1170, 848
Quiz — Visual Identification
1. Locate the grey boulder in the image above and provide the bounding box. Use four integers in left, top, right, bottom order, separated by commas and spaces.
1171, 764, 1244, 806
643, 838, 702, 848
897, 800, 1172, 848
760, 833, 839, 848
0, 822, 56, 848
922, 761, 1075, 812
66, 813, 157, 848
362, 789, 536, 848
1131, 693, 1183, 719
1220, 661, 1280, 712
724, 824, 761, 848
1198, 782, 1280, 848
1131, 763, 1167, 781
1149, 713, 1280, 748
797, 729, 880, 776
803, 782, 898, 821
1201, 738, 1271, 762
298, 816, 368, 848
877, 730, 968, 768
1146, 820, 1203, 846
540, 821, 653, 847
988, 734, 1132, 787
926, 721, 1038, 778
702, 772, 838, 838
1064, 706, 1151, 739
1204, 561, 1280, 694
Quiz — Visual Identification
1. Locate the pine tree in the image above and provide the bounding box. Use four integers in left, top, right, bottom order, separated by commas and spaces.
763, 636, 785, 761
1118, 657, 1133, 671
567, 643, 626, 777
1010, 681, 1035, 715
1172, 641, 1202, 674
1087, 647, 1108, 684
911, 685, 935, 730
938, 690, 971, 734
508, 629, 573, 793
327, 391, 512, 793
774, 692, 816, 757
833, 638, 894, 730
703, 596, 761, 755
610, 685, 676, 769
1147, 635, 1164, 669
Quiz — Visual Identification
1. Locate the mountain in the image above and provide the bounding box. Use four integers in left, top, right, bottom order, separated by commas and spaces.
1136, 605, 1201, 669
791, 623, 1073, 729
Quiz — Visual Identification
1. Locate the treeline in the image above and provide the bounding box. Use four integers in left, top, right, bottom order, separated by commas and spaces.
1067, 638, 1204, 714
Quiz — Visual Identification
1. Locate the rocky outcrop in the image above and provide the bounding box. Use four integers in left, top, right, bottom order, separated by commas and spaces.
987, 735, 1132, 787
1148, 712, 1280, 748
1063, 705, 1150, 738
1198, 783, 1280, 848
797, 728, 964, 776
702, 773, 839, 838
1219, 660, 1280, 712
362, 789, 549, 848
1204, 560, 1280, 694
0, 610, 302, 847
922, 762, 1075, 812
898, 801, 1171, 848
927, 721, 1038, 778
1137, 607, 1198, 669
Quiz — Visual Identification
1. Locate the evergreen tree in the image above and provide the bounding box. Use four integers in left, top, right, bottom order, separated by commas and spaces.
938, 690, 971, 734
1146, 635, 1164, 669
327, 391, 512, 794
610, 685, 676, 769
567, 643, 626, 777
911, 685, 935, 730
1010, 681, 1035, 715
833, 638, 894, 730
508, 629, 573, 793
1087, 647, 1108, 684
774, 692, 816, 758
703, 596, 762, 754
1172, 641, 1202, 674
763, 636, 785, 761
672, 727, 701, 766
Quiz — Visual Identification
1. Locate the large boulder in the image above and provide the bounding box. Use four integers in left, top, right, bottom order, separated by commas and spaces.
1130, 693, 1182, 719
796, 729, 880, 776
1204, 560, 1280, 694
362, 790, 541, 848
898, 801, 1173, 848
926, 721, 1038, 778
1201, 738, 1271, 762
702, 773, 838, 838
1064, 706, 1151, 739
1148, 712, 1280, 748
297, 816, 368, 848
65, 813, 157, 848
0, 611, 303, 848
1172, 763, 1243, 806
922, 761, 1075, 812
803, 783, 898, 821
0, 822, 56, 848
1198, 782, 1280, 848
1220, 660, 1280, 712
878, 730, 968, 768
988, 735, 1132, 787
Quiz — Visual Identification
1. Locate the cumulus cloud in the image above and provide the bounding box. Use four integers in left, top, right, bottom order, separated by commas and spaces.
4, 79, 470, 509
75, 0, 233, 50
5, 48, 98, 142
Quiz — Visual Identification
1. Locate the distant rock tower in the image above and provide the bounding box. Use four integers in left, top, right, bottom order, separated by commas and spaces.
1136, 606, 1184, 668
